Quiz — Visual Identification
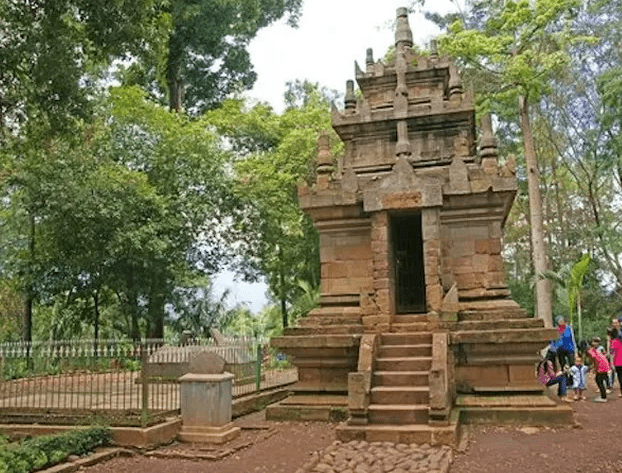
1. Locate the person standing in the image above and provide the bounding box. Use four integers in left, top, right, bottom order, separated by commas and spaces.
609, 325, 622, 397
607, 317, 622, 388
569, 355, 588, 401
553, 316, 575, 369
587, 337, 610, 402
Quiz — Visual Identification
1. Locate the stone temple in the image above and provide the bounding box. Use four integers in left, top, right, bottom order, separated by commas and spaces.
269, 8, 572, 444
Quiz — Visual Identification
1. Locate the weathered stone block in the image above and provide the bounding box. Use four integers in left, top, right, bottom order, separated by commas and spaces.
426, 284, 443, 310
473, 254, 489, 273
373, 277, 390, 290
450, 238, 475, 257
475, 239, 501, 255
322, 262, 348, 279
487, 256, 504, 272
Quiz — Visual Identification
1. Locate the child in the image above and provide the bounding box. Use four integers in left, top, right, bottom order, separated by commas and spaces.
587, 337, 610, 402
569, 356, 588, 400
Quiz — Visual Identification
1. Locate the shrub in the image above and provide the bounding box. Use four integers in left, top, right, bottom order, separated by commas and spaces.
0, 427, 110, 473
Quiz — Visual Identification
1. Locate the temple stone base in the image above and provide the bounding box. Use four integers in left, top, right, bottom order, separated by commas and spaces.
456, 394, 573, 425
336, 410, 460, 446
266, 394, 349, 422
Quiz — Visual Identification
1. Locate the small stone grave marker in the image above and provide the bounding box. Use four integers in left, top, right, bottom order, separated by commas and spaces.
188, 351, 226, 375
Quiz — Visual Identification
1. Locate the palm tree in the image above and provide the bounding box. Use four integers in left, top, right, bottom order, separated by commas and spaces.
542, 254, 592, 340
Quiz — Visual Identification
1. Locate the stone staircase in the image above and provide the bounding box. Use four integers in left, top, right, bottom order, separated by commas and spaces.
337, 315, 459, 445
368, 329, 432, 426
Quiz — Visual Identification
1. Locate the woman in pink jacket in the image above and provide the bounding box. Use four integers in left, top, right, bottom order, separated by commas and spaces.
609, 326, 622, 397
587, 337, 611, 402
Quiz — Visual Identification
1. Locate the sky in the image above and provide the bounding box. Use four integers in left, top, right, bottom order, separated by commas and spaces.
212, 0, 455, 312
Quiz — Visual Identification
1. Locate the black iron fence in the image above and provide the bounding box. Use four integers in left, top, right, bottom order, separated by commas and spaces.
0, 337, 296, 427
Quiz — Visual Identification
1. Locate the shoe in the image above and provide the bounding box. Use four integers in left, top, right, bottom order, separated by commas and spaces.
618, 393, 622, 398
593, 397, 607, 403
562, 397, 573, 403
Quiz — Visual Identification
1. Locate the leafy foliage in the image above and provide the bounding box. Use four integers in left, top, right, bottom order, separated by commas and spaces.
205, 82, 339, 327
120, 0, 303, 113
0, 427, 110, 473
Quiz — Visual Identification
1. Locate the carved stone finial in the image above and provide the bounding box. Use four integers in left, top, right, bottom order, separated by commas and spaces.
430, 39, 438, 60
395, 120, 411, 157
366, 48, 375, 73
345, 80, 356, 111
366, 48, 374, 65
316, 132, 333, 174
395, 7, 413, 49
480, 114, 497, 154
480, 114, 498, 173
449, 64, 463, 102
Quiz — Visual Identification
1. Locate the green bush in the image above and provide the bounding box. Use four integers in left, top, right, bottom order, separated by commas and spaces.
0, 427, 110, 473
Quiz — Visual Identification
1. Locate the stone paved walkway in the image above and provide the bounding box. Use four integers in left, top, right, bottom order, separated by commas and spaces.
295, 440, 453, 473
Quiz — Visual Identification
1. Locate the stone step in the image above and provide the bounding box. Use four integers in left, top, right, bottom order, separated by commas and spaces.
454, 318, 544, 331
458, 309, 527, 321
370, 386, 430, 405
336, 423, 459, 446
390, 322, 432, 333
381, 333, 433, 346
459, 288, 512, 299
378, 344, 432, 358
368, 404, 429, 424
456, 394, 557, 408
308, 306, 362, 317
375, 357, 432, 371
455, 354, 541, 366
373, 371, 429, 387
283, 325, 364, 336
298, 315, 362, 326
393, 314, 430, 324
456, 394, 574, 426
458, 299, 524, 311
471, 385, 544, 395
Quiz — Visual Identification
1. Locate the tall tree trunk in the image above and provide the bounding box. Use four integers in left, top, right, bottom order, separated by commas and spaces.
128, 268, 140, 341
93, 289, 100, 342
167, 37, 183, 113
22, 213, 35, 343
148, 282, 165, 339
519, 96, 553, 328
279, 246, 288, 328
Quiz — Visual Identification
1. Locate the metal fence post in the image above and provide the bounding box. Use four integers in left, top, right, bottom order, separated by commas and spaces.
255, 342, 261, 393
141, 343, 149, 428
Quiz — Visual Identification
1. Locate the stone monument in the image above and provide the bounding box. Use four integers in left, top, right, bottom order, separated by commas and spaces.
269, 8, 573, 443
178, 351, 240, 443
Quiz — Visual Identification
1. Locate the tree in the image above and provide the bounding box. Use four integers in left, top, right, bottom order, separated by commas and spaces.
120, 0, 302, 113
543, 254, 591, 339
434, 0, 592, 327
0, 0, 168, 137
205, 82, 338, 328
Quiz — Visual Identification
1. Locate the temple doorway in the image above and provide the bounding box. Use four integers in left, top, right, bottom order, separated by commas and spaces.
392, 214, 426, 313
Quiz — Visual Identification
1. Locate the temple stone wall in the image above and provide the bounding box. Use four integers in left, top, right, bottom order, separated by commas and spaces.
320, 229, 373, 295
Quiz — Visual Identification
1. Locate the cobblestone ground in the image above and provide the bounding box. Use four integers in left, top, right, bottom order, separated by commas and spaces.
296, 440, 453, 473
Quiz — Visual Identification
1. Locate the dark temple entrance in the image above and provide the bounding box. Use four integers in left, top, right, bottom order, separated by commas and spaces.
392, 214, 426, 313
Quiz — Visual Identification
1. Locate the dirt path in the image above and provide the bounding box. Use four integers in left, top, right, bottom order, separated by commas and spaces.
82, 411, 337, 473
81, 381, 622, 473
451, 382, 622, 473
